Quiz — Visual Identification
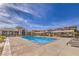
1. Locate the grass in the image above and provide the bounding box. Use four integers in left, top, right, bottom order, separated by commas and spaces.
0, 47, 3, 55
0, 36, 6, 43
0, 36, 6, 55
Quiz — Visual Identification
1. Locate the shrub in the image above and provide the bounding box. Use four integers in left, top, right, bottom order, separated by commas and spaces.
0, 36, 6, 43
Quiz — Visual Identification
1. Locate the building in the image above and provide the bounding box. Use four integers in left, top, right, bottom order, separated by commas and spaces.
31, 30, 48, 36
29, 26, 77, 37
0, 26, 77, 37
0, 28, 26, 36
47, 26, 77, 37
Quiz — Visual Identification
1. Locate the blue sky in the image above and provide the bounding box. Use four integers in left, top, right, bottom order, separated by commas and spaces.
0, 3, 79, 30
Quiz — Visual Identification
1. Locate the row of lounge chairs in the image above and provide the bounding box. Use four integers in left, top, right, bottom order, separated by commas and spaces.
67, 37, 79, 47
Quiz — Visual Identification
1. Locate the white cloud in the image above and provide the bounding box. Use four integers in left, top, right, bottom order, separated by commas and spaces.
5, 3, 40, 17
0, 23, 17, 28
0, 3, 3, 6
0, 3, 54, 29
13, 16, 24, 22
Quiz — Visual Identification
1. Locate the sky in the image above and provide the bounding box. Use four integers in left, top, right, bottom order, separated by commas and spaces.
0, 3, 79, 30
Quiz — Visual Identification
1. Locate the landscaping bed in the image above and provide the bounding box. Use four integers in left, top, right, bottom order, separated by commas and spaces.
0, 47, 3, 55
0, 36, 6, 55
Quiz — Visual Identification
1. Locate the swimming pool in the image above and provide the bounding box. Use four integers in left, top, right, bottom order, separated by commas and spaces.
22, 36, 56, 44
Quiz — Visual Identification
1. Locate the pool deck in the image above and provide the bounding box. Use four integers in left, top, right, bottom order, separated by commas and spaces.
1, 37, 12, 56
2, 37, 79, 56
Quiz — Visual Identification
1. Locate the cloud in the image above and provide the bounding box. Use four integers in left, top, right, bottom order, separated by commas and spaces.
0, 3, 3, 6
0, 3, 55, 30
0, 23, 17, 28
5, 3, 41, 17
0, 7, 10, 17
23, 20, 53, 30
0, 4, 25, 28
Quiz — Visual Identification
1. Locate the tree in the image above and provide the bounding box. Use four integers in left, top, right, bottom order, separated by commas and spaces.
15, 26, 23, 29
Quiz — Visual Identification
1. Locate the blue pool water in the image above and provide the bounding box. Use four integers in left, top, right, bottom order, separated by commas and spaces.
22, 36, 56, 44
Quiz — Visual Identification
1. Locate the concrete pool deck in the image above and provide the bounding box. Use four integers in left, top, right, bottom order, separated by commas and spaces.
2, 37, 79, 56
1, 37, 12, 56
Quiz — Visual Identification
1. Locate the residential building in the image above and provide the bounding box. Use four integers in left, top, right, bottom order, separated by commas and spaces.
30, 26, 77, 37
47, 26, 77, 37
0, 28, 26, 36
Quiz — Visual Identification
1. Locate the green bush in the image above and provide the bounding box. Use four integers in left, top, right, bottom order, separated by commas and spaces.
0, 36, 6, 43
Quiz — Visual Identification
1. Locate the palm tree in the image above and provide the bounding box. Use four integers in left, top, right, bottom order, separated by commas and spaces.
15, 26, 25, 36
15, 26, 24, 29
